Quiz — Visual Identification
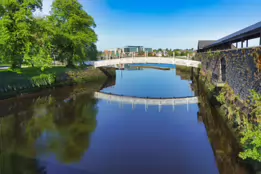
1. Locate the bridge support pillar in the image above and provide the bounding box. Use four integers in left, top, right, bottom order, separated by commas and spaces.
158, 104, 162, 112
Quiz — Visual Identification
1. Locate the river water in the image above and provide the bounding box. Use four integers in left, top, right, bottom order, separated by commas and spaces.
0, 65, 252, 174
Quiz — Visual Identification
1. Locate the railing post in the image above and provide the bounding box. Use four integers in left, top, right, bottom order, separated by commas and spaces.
186, 54, 189, 67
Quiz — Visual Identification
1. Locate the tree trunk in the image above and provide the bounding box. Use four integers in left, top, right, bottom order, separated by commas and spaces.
66, 59, 75, 68
11, 62, 21, 69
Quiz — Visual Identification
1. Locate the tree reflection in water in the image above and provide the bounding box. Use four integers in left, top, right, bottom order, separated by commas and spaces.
0, 83, 105, 173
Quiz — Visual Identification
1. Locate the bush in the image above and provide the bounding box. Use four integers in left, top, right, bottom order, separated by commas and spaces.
31, 74, 56, 87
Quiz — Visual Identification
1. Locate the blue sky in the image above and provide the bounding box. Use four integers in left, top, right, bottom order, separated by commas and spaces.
41, 0, 261, 50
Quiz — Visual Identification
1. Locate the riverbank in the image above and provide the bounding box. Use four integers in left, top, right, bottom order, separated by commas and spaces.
193, 68, 261, 172
192, 73, 254, 174
0, 66, 116, 100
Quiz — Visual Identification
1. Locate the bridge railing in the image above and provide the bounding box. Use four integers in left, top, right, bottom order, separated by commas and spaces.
93, 57, 201, 68
100, 52, 193, 60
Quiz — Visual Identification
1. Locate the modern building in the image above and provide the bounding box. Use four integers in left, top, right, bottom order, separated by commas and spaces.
124, 46, 153, 53
144, 48, 153, 53
124, 46, 144, 53
123, 46, 153, 53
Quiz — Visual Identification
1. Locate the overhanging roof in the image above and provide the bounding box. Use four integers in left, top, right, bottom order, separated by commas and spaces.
198, 40, 216, 50
204, 21, 261, 49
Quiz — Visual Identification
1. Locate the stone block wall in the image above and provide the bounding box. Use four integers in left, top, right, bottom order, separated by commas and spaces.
195, 47, 261, 100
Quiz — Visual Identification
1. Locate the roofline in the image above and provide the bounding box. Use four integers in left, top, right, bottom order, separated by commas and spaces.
204, 21, 261, 49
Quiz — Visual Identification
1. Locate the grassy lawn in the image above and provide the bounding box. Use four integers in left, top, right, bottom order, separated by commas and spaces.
0, 66, 77, 88
0, 64, 11, 67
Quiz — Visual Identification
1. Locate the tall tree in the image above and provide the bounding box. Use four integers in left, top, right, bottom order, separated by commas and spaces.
49, 0, 98, 67
24, 16, 54, 69
0, 0, 42, 68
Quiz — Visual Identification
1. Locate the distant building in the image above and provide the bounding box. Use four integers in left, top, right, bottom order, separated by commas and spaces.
104, 48, 125, 58
124, 46, 144, 53
144, 48, 153, 53
156, 51, 162, 57
162, 49, 168, 56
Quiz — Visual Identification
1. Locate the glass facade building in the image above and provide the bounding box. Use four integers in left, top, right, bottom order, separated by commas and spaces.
124, 46, 144, 53
123, 46, 153, 53
144, 48, 153, 53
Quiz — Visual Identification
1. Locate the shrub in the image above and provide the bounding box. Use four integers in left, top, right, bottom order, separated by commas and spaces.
31, 74, 56, 87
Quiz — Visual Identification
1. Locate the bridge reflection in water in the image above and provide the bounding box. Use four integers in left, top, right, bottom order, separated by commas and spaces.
94, 92, 198, 112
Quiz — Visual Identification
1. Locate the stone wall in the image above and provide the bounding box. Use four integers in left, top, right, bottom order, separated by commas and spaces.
195, 47, 261, 100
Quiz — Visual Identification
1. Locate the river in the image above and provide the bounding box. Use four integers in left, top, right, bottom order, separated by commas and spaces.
0, 64, 252, 174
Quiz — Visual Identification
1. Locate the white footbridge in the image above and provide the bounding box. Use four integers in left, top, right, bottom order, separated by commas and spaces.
89, 57, 201, 68
94, 92, 199, 112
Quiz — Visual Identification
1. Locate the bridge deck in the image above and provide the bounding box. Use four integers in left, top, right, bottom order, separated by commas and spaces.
91, 57, 201, 68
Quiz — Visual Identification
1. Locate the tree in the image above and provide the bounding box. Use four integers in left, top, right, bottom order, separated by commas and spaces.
138, 51, 145, 56
49, 0, 98, 67
0, 0, 42, 68
180, 51, 186, 56
24, 16, 54, 70
175, 50, 181, 56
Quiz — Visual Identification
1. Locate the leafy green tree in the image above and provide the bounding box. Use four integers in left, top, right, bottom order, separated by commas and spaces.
180, 51, 186, 56
175, 50, 181, 56
239, 90, 261, 162
138, 51, 145, 56
49, 0, 98, 67
0, 0, 42, 68
24, 16, 54, 70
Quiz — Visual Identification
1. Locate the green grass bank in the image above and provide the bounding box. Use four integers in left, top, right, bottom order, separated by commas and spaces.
0, 66, 116, 100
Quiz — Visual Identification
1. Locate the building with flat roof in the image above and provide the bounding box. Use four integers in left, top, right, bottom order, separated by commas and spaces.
124, 46, 144, 53
144, 48, 153, 53
124, 46, 153, 53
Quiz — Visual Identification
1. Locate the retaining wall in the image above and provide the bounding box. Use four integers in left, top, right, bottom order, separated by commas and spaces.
195, 47, 261, 100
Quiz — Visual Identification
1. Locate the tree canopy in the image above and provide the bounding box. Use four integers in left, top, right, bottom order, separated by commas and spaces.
0, 0, 98, 69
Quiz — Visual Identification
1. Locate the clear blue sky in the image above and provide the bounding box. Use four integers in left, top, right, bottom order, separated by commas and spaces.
42, 0, 261, 50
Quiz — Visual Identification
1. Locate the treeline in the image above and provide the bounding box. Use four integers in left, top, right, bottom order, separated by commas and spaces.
152, 48, 194, 56
0, 0, 98, 69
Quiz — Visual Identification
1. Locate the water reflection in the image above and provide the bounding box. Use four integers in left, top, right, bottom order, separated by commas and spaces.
193, 74, 254, 174
0, 81, 111, 174
0, 66, 255, 174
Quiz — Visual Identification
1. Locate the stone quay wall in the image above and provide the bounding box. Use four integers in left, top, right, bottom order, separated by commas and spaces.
194, 47, 261, 100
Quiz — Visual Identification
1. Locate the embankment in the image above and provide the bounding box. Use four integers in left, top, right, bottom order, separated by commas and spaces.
194, 46, 261, 171
0, 67, 116, 100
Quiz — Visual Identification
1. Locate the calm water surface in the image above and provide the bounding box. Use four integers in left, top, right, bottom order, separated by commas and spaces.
0, 65, 251, 174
